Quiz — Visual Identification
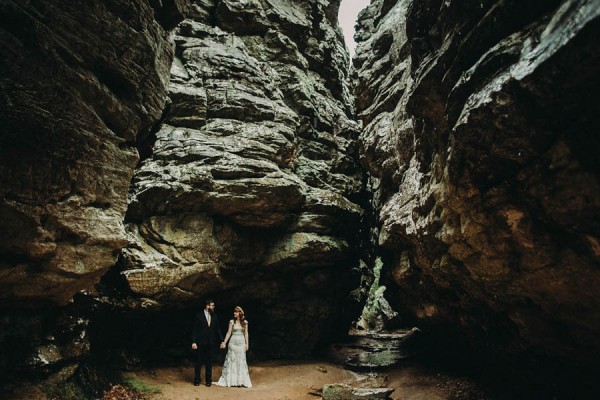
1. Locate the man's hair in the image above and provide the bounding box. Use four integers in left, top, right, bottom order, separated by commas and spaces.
205, 299, 214, 307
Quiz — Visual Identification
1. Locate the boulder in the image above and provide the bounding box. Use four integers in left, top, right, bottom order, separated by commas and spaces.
323, 383, 394, 400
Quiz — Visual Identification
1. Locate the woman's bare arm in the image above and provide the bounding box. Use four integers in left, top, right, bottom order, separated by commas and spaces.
220, 320, 234, 349
244, 320, 249, 351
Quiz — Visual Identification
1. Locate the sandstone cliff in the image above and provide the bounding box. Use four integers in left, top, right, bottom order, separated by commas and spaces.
1, 0, 363, 373
114, 0, 364, 358
0, 0, 188, 383
0, 0, 188, 306
355, 0, 600, 366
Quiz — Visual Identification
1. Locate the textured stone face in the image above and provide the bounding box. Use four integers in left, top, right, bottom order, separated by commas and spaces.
0, 0, 188, 306
118, 0, 363, 356
0, 307, 89, 385
355, 0, 600, 363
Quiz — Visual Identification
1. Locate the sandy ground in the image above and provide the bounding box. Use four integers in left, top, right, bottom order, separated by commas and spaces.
386, 366, 492, 400
133, 361, 492, 400
3, 360, 493, 399
137, 361, 358, 400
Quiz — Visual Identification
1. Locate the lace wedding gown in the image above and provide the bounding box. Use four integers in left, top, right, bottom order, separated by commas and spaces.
215, 321, 252, 387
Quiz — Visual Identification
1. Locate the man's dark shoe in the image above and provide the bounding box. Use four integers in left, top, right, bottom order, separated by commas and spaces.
194, 381, 200, 386
206, 382, 212, 387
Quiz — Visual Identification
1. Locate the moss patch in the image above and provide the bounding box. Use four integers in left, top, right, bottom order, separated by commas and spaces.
122, 373, 161, 394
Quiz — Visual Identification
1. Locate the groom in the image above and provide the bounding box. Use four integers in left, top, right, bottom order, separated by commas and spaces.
191, 299, 223, 387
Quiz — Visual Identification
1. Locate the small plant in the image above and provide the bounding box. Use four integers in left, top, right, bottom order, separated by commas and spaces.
122, 373, 161, 395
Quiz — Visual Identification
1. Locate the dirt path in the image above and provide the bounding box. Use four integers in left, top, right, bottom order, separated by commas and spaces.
136, 361, 358, 400
4, 360, 493, 399
132, 361, 492, 400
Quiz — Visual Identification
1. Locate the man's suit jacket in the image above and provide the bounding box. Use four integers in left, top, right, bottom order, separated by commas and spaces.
192, 311, 223, 346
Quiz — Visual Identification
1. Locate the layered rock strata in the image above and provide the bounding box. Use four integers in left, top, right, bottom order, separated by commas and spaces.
355, 0, 600, 365
0, 0, 188, 306
116, 0, 363, 356
0, 0, 189, 388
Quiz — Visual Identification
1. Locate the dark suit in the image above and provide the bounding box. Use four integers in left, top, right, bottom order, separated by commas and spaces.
192, 311, 223, 384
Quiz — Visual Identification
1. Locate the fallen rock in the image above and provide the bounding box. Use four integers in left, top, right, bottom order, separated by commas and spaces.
323, 383, 394, 400
328, 328, 419, 370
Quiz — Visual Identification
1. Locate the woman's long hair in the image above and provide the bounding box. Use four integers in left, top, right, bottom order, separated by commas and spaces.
234, 306, 246, 329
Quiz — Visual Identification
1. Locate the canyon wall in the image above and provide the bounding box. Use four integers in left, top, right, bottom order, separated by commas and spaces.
355, 0, 600, 367
0, 0, 188, 306
0, 0, 363, 385
0, 0, 190, 384
113, 0, 364, 358
0, 0, 196, 387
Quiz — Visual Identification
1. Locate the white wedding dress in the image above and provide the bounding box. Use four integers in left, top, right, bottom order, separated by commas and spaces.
215, 321, 252, 387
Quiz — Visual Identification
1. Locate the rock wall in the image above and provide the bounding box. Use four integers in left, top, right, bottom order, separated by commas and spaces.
0, 0, 188, 388
355, 0, 600, 366
0, 0, 188, 306
0, 0, 363, 381
110, 0, 364, 358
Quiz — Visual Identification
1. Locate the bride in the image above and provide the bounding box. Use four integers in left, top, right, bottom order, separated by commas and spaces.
215, 306, 252, 388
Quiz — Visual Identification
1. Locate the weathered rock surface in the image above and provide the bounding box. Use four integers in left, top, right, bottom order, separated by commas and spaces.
323, 383, 394, 400
0, 0, 188, 306
328, 328, 419, 370
115, 0, 363, 357
355, 0, 600, 365
0, 306, 89, 385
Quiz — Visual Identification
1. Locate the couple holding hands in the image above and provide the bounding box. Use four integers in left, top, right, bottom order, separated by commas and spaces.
191, 300, 252, 388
